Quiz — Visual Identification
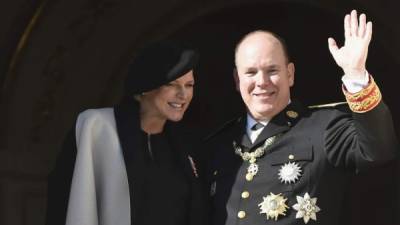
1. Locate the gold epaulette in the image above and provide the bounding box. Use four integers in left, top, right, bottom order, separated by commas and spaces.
342, 75, 382, 113
308, 102, 347, 109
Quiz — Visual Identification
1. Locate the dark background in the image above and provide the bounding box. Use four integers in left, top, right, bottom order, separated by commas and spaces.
0, 0, 399, 225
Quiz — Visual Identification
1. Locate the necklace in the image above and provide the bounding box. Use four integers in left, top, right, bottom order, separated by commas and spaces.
147, 133, 154, 160
233, 135, 278, 181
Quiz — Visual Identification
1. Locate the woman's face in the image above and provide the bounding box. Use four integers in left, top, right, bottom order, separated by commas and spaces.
141, 70, 194, 122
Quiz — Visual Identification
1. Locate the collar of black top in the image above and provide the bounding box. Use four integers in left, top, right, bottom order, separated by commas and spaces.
123, 41, 199, 96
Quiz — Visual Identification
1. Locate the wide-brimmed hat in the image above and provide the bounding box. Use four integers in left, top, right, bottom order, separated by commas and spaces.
124, 41, 199, 96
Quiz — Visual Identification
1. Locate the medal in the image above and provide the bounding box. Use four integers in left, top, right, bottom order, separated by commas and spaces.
259, 192, 289, 220
233, 135, 278, 180
247, 161, 258, 176
278, 161, 302, 184
292, 192, 321, 224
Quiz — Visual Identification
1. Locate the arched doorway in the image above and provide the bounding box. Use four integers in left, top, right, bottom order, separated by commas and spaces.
0, 1, 398, 225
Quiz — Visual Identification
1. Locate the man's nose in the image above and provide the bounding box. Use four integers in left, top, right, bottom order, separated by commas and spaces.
256, 72, 271, 86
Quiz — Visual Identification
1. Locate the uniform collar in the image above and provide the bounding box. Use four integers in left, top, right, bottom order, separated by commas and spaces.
246, 114, 269, 132
245, 99, 292, 140
245, 100, 306, 149
245, 114, 269, 143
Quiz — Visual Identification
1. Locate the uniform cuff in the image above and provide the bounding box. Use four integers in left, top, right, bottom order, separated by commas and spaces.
342, 75, 382, 113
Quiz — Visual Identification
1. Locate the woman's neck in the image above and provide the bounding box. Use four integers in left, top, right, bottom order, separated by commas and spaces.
140, 114, 166, 134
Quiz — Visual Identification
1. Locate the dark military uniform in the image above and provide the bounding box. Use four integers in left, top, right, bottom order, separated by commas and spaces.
205, 100, 398, 225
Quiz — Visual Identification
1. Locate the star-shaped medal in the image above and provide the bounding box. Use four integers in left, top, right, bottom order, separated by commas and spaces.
292, 192, 321, 224
258, 192, 289, 221
278, 161, 302, 184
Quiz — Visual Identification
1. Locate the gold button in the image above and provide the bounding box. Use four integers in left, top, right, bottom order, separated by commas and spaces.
288, 154, 295, 160
286, 110, 298, 118
241, 191, 250, 199
238, 211, 246, 219
213, 170, 218, 176
245, 173, 253, 181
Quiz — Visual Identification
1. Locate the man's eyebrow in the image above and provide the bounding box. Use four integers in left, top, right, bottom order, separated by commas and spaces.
244, 67, 257, 71
264, 64, 280, 70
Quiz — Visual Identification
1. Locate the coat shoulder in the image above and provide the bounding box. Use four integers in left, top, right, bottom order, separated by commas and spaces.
75, 107, 117, 138
76, 107, 115, 128
203, 117, 241, 143
78, 107, 114, 121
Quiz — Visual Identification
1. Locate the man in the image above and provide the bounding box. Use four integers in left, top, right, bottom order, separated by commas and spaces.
205, 10, 398, 225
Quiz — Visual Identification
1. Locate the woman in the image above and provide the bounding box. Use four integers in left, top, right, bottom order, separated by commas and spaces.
46, 42, 206, 225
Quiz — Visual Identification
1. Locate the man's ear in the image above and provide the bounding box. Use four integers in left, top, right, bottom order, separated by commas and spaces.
288, 63, 295, 87
233, 68, 240, 91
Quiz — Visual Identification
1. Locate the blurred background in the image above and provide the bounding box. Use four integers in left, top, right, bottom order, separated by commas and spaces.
0, 0, 399, 224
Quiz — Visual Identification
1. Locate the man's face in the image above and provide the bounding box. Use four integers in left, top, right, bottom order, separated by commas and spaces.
234, 33, 295, 121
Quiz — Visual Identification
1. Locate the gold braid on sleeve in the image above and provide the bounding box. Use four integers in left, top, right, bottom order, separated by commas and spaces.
342, 75, 382, 113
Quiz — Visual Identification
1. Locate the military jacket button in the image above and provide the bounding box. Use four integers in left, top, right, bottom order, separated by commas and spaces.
288, 154, 295, 160
241, 191, 250, 199
286, 110, 298, 118
238, 211, 246, 219
245, 173, 253, 181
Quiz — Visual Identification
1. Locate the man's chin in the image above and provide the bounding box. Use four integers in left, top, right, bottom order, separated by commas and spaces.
249, 107, 276, 120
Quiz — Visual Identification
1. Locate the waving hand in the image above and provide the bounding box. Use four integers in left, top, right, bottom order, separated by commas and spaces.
328, 10, 372, 79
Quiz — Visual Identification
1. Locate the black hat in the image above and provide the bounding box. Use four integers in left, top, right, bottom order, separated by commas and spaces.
124, 41, 199, 96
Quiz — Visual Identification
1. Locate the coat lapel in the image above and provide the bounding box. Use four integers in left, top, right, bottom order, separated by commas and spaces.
113, 99, 142, 225
114, 100, 142, 169
250, 100, 307, 148
232, 117, 252, 149
251, 112, 290, 148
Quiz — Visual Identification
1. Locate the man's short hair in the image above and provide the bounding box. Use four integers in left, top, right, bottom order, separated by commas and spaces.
234, 30, 291, 66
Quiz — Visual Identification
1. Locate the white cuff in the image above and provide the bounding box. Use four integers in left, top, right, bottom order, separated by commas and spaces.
341, 71, 370, 93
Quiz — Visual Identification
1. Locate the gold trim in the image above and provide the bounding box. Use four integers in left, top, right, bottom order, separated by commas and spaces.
343, 76, 376, 101
3, 0, 49, 92
342, 76, 382, 113
308, 102, 347, 109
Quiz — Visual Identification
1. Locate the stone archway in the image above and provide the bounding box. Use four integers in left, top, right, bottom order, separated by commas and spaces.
0, 0, 398, 225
